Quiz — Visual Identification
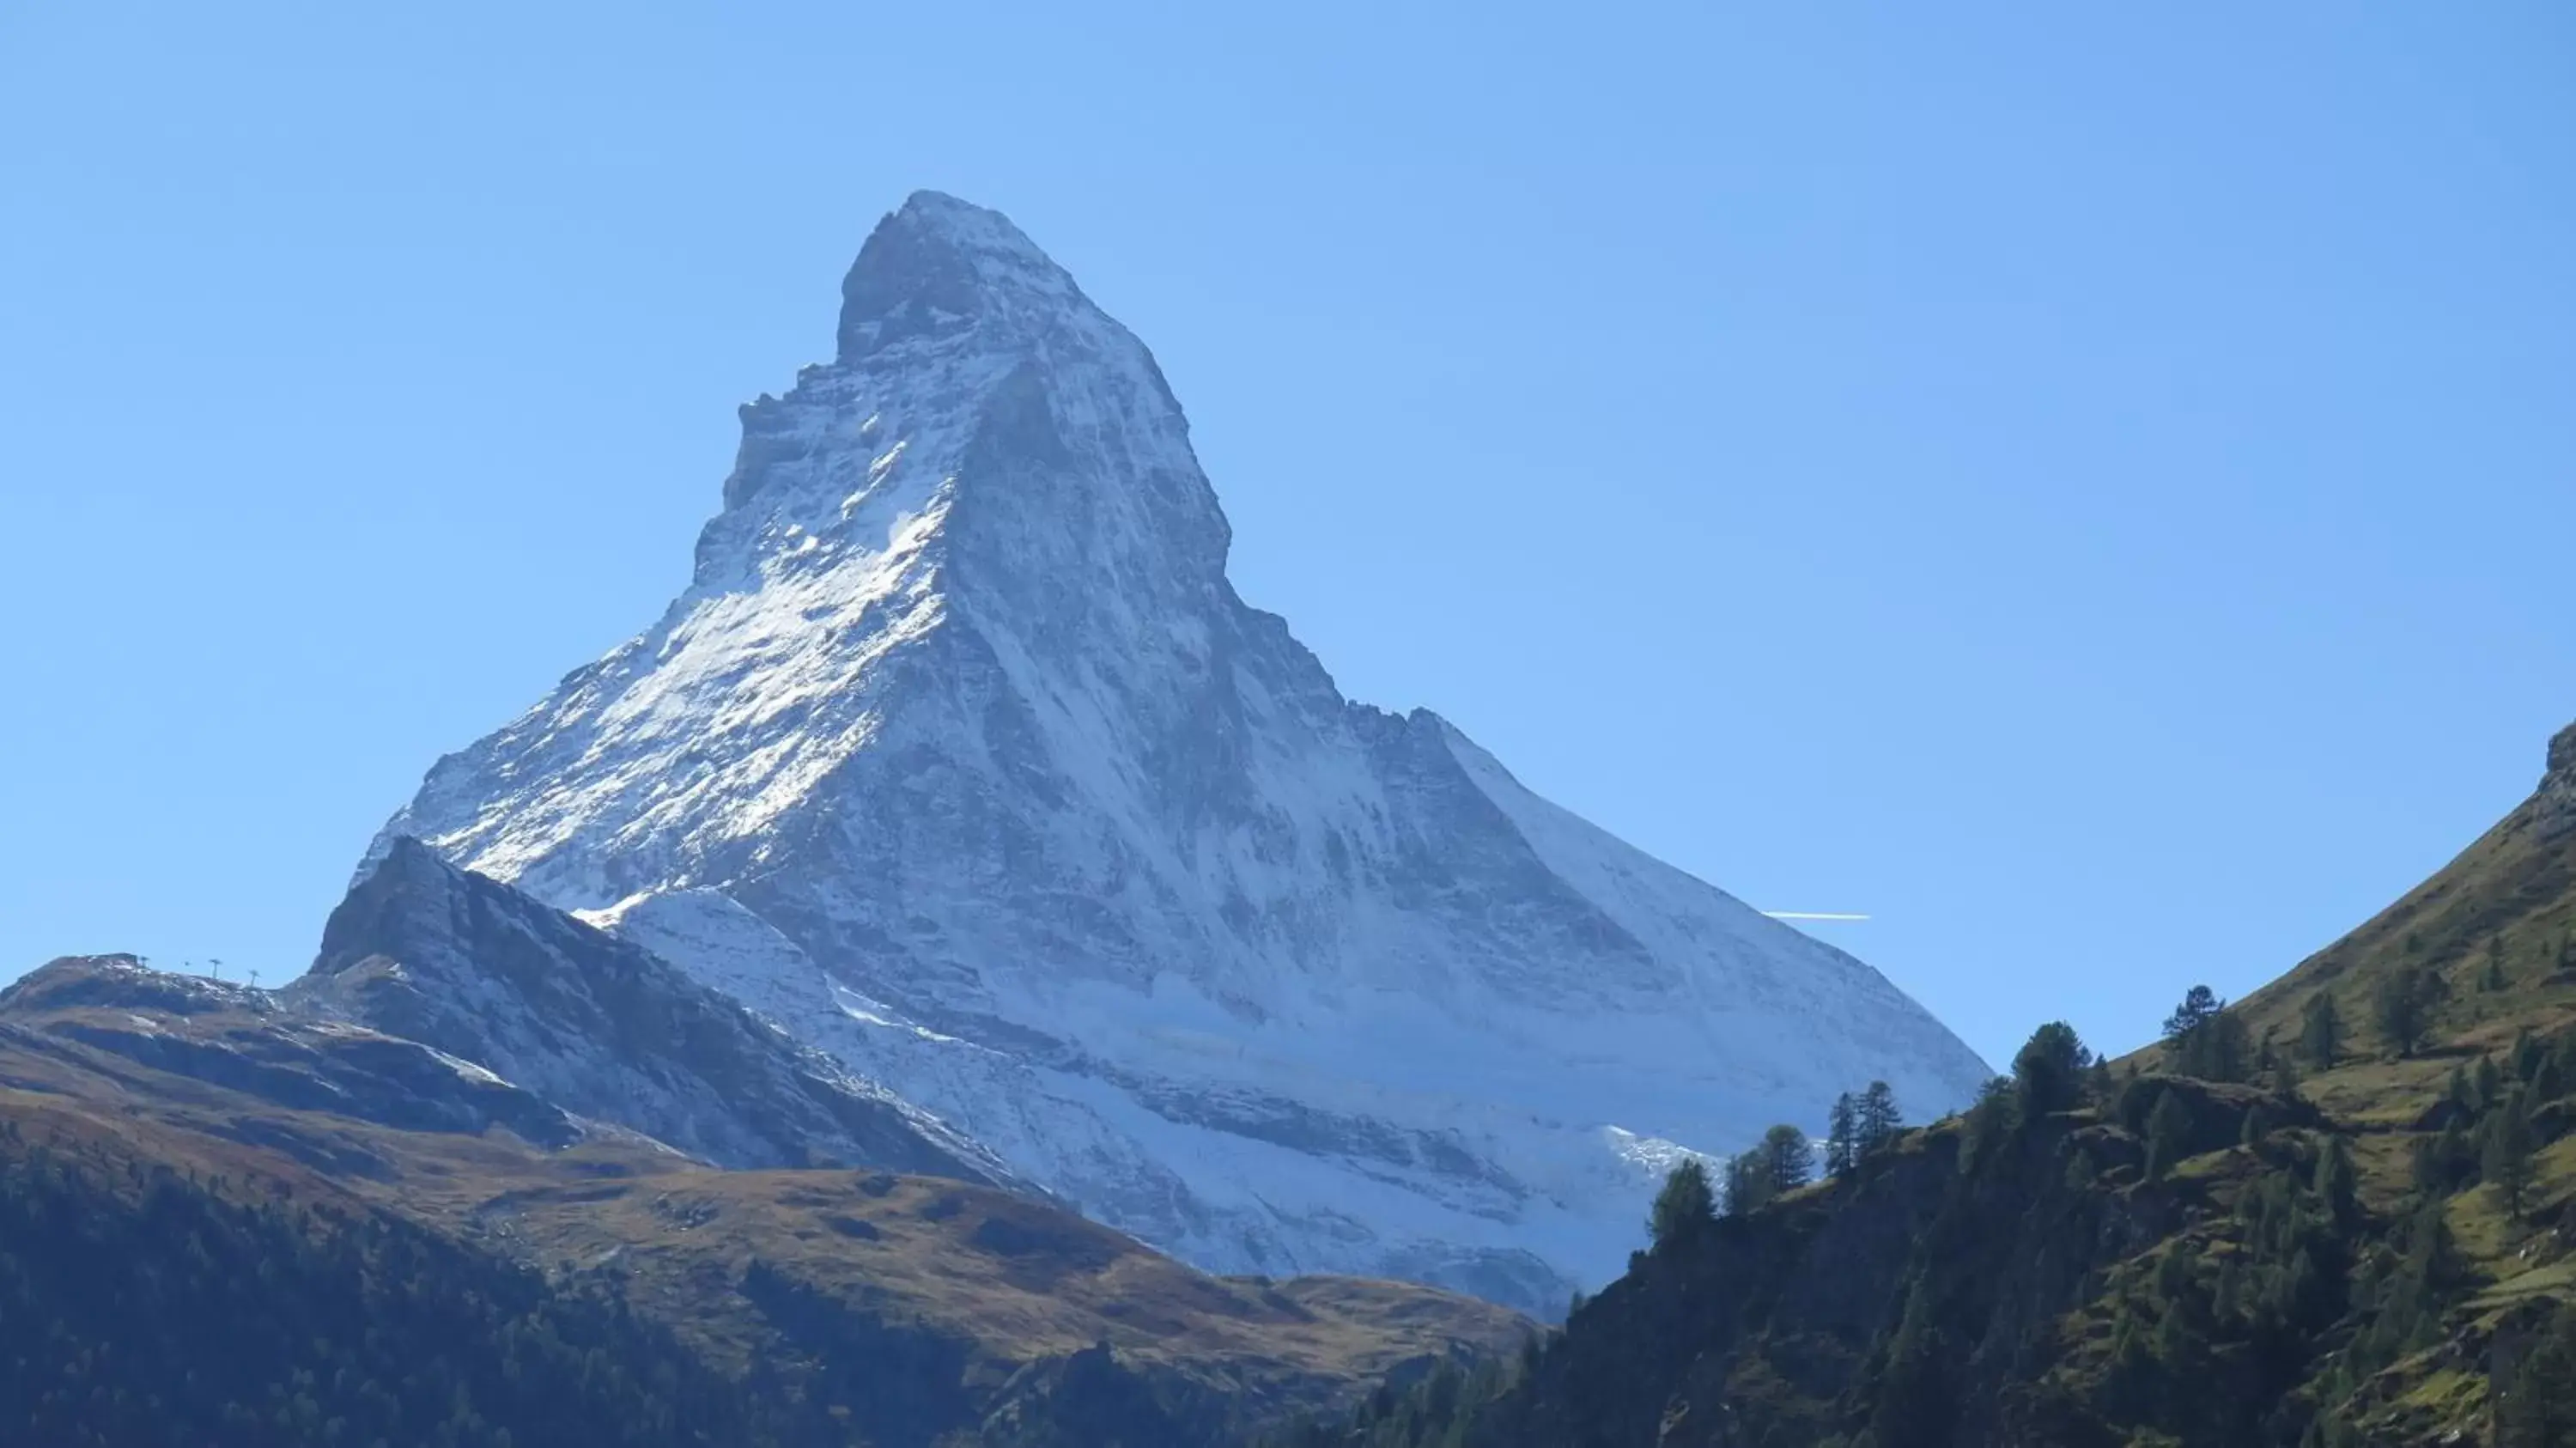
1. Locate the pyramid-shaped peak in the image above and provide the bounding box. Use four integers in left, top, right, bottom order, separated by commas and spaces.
889, 190, 1044, 252
837, 190, 1088, 359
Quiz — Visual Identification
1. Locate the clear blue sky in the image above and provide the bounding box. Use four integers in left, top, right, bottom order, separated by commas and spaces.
3, 3, 2569, 1068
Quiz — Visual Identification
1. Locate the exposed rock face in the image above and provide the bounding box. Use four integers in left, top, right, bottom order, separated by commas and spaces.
289, 839, 1015, 1183
374, 191, 1992, 1314
2539, 721, 2576, 839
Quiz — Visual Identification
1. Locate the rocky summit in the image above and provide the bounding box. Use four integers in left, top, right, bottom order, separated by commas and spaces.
374, 191, 1992, 1314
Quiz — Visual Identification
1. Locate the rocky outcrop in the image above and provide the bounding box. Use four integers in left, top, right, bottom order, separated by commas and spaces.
286, 839, 1017, 1184
2538, 720, 2576, 839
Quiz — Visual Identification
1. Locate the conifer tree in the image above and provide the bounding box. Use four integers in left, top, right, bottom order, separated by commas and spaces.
2165, 988, 2252, 1080
1855, 1081, 1902, 1157
2163, 985, 2222, 1042
2485, 1091, 2537, 1220
2146, 1088, 2191, 1182
2012, 1021, 2092, 1116
2496, 1303, 2576, 1448
2433, 1116, 2473, 1193
2400, 1192, 2460, 1293
2241, 1101, 2272, 1148
2511, 1026, 2543, 1085
1759, 1124, 1814, 1195
1722, 1152, 1772, 1217
2374, 965, 2438, 1059
1647, 1159, 1716, 1246
2314, 1135, 2360, 1226
1825, 1092, 1858, 1177
2300, 991, 2344, 1070
2409, 1133, 2445, 1199
1870, 1280, 1953, 1448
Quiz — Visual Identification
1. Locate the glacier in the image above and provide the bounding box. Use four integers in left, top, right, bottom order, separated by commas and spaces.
377, 190, 1992, 1314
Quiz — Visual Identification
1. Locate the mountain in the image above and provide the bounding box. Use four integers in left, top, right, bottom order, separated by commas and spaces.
375, 189, 1993, 1314
289, 837, 1017, 1183
0, 948, 1528, 1448
1287, 718, 2576, 1447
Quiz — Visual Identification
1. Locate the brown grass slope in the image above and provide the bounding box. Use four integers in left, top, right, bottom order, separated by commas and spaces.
0, 958, 1527, 1446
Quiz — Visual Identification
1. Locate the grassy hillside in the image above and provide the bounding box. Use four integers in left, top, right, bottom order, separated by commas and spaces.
0, 968, 1527, 1448
1281, 721, 2576, 1448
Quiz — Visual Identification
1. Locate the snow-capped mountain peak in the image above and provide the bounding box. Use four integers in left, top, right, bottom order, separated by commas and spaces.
378, 192, 1991, 1315
835, 190, 1100, 356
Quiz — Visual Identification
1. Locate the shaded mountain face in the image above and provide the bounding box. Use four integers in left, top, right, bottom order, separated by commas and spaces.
378, 190, 1993, 1312
289, 838, 1014, 1185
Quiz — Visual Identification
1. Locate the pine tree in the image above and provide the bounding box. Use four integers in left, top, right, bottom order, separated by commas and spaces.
2165, 989, 2252, 1081
2433, 1116, 2473, 1192
2150, 1299, 2193, 1364
2145, 1088, 2192, 1182
2482, 934, 2510, 992
2241, 1101, 2272, 1148
2300, 992, 2344, 1070
2012, 1021, 2092, 1116
2484, 1091, 2537, 1220
2511, 1026, 2544, 1085
2163, 985, 2223, 1042
1759, 1124, 1814, 1195
1870, 1280, 1953, 1448
2314, 1135, 2360, 1225
2194, 1010, 2255, 1081
2476, 1055, 2504, 1113
2152, 1238, 2201, 1312
1722, 1152, 1772, 1217
1959, 1076, 2019, 1173
2373, 965, 2438, 1059
2400, 1193, 2459, 1294
2409, 1134, 2446, 1199
1646, 1159, 1716, 1247
1855, 1081, 1903, 1158
2212, 1256, 2245, 1324
1825, 1092, 1859, 1177
2495, 1303, 2576, 1448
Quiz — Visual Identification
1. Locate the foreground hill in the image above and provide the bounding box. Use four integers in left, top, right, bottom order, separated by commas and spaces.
375, 189, 1990, 1313
0, 952, 1526, 1447
1285, 721, 2576, 1447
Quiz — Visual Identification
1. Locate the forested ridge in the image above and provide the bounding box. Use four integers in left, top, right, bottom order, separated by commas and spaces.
1273, 1012, 2576, 1447
1273, 725, 2576, 1447
0, 1115, 832, 1447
